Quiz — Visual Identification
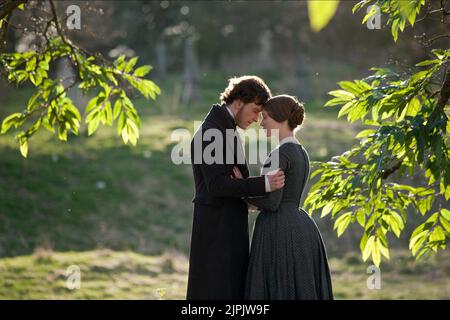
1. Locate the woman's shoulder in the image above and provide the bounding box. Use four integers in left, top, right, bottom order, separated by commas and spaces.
279, 142, 305, 154
278, 143, 309, 163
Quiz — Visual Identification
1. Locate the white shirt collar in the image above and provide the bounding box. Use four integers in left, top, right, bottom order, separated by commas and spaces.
278, 136, 300, 147
225, 106, 235, 120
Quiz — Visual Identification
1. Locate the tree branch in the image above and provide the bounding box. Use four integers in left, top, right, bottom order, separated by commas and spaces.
424, 34, 450, 46
48, 0, 80, 69
437, 65, 450, 110
0, 0, 27, 20
381, 160, 403, 180
0, 11, 11, 50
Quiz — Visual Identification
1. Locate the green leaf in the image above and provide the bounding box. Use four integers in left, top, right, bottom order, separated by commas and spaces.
329, 89, 355, 99
360, 231, 368, 252
406, 97, 421, 117
429, 226, 445, 242
440, 216, 450, 233
399, 0, 418, 26
1, 113, 23, 134
104, 101, 113, 126
85, 97, 100, 114
58, 124, 68, 141
321, 202, 334, 218
363, 235, 375, 261
379, 243, 390, 260
113, 99, 122, 120
87, 114, 100, 136
433, 49, 450, 61
417, 195, 434, 215
114, 54, 126, 71
409, 229, 428, 250
415, 60, 439, 67
117, 112, 126, 136
27, 91, 42, 111
39, 60, 49, 70
19, 138, 28, 158
26, 56, 37, 72
125, 56, 138, 73
356, 210, 365, 227
440, 209, 450, 221
334, 212, 352, 237
121, 124, 129, 144
133, 65, 152, 77
126, 118, 139, 139
338, 81, 364, 95
308, 0, 340, 32
356, 129, 376, 139
337, 102, 354, 118
372, 238, 381, 266
391, 19, 399, 42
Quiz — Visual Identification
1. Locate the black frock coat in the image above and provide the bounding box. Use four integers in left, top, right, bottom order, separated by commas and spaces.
187, 104, 267, 300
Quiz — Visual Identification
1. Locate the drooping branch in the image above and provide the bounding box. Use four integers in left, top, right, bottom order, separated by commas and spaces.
0, 11, 11, 49
0, 0, 27, 20
421, 34, 450, 47
381, 160, 403, 180
437, 65, 450, 110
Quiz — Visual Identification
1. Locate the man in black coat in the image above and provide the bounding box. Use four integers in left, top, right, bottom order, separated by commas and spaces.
187, 76, 285, 299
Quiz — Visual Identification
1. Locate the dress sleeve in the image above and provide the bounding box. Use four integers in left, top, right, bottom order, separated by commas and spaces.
246, 150, 290, 211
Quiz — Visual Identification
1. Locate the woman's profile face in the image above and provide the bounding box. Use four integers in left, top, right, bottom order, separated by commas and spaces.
259, 110, 280, 137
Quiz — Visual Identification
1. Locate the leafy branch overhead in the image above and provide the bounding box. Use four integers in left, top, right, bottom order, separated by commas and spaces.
306, 0, 450, 266
0, 0, 160, 157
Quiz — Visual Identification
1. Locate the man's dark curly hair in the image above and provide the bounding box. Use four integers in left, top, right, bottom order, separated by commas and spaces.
220, 75, 272, 106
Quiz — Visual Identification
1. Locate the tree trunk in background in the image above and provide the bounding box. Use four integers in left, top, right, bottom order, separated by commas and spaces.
155, 40, 167, 79
56, 57, 88, 121
258, 29, 273, 70
296, 55, 310, 102
181, 36, 199, 105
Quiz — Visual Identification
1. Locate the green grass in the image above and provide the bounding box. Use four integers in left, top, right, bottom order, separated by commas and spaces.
1, 249, 448, 299
0, 249, 188, 299
330, 250, 450, 299
0, 75, 448, 299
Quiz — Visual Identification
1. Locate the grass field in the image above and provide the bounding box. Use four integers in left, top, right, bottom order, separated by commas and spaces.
1, 249, 448, 299
0, 75, 448, 299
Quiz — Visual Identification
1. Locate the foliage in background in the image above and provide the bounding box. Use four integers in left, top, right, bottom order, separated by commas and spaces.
306, 0, 450, 266
0, 0, 160, 157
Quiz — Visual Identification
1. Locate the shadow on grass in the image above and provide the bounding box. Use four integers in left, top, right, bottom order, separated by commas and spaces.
0, 130, 194, 258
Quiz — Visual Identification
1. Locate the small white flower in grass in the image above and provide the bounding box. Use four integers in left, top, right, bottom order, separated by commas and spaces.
155, 288, 166, 299
51, 154, 59, 162
96, 181, 106, 189
143, 150, 152, 159
318, 147, 328, 157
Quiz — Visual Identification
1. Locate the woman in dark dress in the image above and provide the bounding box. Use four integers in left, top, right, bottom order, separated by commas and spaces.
233, 95, 333, 300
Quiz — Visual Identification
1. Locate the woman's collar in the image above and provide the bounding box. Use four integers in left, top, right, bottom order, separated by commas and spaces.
278, 135, 300, 146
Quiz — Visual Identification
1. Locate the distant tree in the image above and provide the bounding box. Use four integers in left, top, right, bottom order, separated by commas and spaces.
306, 0, 449, 266
0, 0, 160, 157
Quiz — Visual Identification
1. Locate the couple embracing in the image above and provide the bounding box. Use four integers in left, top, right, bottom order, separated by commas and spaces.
187, 76, 333, 300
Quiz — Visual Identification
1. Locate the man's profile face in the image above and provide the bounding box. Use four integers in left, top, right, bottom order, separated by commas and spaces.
235, 102, 262, 129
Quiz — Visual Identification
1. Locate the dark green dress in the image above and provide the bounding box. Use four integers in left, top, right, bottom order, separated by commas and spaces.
245, 140, 333, 300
